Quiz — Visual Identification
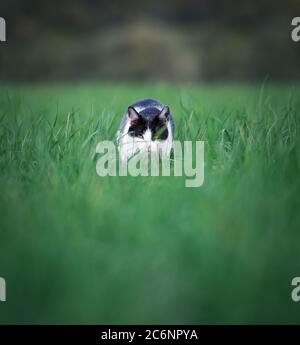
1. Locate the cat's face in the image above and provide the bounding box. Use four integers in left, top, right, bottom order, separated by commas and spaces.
127, 106, 170, 142
118, 104, 173, 161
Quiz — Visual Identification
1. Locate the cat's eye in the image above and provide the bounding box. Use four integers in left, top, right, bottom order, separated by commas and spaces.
136, 134, 144, 139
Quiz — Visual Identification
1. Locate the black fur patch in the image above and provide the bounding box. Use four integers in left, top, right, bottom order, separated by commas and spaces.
128, 108, 168, 140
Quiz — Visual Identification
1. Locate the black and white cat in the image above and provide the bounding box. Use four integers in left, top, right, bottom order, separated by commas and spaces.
117, 99, 175, 161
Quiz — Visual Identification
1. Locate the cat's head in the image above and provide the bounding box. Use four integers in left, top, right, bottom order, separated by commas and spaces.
127, 105, 170, 141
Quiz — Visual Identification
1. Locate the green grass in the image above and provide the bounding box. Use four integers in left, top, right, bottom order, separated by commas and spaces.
0, 82, 300, 324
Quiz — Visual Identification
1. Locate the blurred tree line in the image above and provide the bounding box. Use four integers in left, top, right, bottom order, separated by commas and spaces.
0, 0, 300, 81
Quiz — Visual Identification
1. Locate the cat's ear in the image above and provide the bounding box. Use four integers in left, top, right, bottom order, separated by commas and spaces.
128, 107, 140, 122
158, 106, 170, 123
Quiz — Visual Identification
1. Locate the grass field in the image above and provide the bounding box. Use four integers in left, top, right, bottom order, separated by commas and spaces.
0, 82, 299, 324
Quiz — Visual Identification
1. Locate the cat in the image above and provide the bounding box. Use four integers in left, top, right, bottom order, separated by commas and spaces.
117, 99, 175, 161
